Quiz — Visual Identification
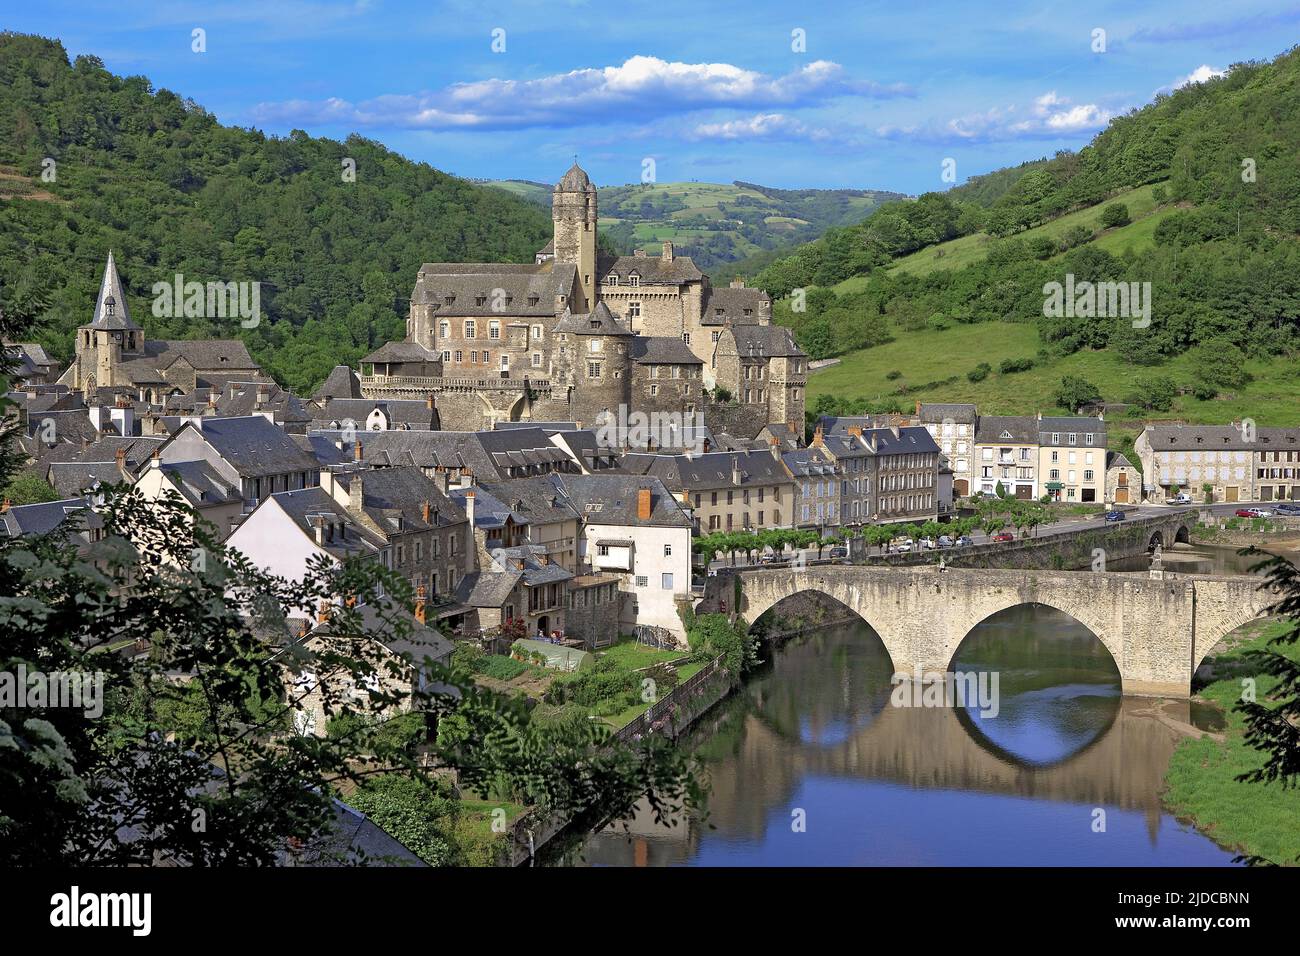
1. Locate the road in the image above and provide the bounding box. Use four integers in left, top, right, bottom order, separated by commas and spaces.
704, 503, 1198, 571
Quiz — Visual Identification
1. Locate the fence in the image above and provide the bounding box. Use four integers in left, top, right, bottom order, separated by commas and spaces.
614, 654, 728, 746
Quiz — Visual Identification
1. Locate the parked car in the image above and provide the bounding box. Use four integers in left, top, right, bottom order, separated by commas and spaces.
1104, 510, 1127, 522
938, 535, 953, 548
1166, 493, 1192, 505
759, 552, 781, 564
918, 537, 937, 550
892, 539, 914, 553
1237, 508, 1272, 518
992, 532, 1015, 543
828, 546, 848, 559
1276, 503, 1300, 516
955, 536, 973, 548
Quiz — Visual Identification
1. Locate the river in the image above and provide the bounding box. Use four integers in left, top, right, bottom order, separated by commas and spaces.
562, 556, 1259, 865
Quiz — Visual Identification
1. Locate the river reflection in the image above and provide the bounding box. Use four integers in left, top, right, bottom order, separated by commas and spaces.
566, 606, 1238, 867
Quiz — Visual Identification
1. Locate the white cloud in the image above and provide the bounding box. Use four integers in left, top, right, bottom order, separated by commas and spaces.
878, 90, 1110, 144
688, 113, 827, 142
1154, 64, 1228, 96
252, 55, 911, 131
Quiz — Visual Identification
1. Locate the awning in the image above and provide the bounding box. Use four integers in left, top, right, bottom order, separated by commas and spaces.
1045, 481, 1064, 490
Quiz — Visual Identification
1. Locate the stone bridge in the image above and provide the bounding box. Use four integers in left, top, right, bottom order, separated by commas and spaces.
709, 565, 1274, 697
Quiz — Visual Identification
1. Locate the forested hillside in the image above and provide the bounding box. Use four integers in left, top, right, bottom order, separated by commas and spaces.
761, 45, 1300, 421
0, 32, 552, 393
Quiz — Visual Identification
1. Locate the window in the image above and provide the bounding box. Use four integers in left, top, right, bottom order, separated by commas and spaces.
650, 384, 658, 396
454, 350, 463, 363
587, 362, 602, 379
597, 544, 609, 557
482, 350, 490, 365
474, 296, 486, 307
531, 325, 543, 340
528, 296, 539, 307
661, 573, 673, 590
531, 352, 542, 367
635, 575, 648, 587
489, 320, 500, 339
500, 354, 509, 372
682, 333, 691, 345
439, 320, 449, 339
628, 274, 640, 287
663, 544, 672, 557
589, 338, 603, 353
1051, 433, 1060, 445
464, 319, 476, 338
628, 302, 641, 318
604, 274, 619, 286
1068, 433, 1078, 445
441, 350, 451, 361
469, 350, 477, 363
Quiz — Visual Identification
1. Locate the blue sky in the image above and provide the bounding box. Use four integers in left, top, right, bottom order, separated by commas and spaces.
10, 0, 1299, 193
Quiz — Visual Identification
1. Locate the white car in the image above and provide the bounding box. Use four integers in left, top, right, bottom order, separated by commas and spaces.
1166, 493, 1192, 505
892, 540, 914, 553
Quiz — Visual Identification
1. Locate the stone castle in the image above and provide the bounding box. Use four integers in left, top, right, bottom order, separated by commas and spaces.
360, 163, 807, 438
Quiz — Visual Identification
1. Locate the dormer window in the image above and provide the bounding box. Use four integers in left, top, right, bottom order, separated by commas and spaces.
528, 296, 540, 306
604, 274, 618, 286
475, 296, 486, 307
104, 295, 115, 316
444, 296, 455, 306
628, 274, 640, 287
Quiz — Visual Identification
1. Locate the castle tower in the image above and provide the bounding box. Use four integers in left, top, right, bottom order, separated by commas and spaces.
552, 163, 597, 313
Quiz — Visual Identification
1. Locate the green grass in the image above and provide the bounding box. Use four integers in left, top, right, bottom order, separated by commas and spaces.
807, 319, 1300, 427
865, 183, 1167, 284
1163, 620, 1300, 865
598, 638, 689, 670
602, 662, 705, 729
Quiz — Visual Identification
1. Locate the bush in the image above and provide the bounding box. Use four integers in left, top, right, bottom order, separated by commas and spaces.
967, 362, 991, 383
478, 654, 529, 681
885, 370, 902, 380
1100, 202, 1130, 228
998, 357, 1034, 373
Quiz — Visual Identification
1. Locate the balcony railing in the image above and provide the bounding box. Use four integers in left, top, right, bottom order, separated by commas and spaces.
361, 374, 551, 391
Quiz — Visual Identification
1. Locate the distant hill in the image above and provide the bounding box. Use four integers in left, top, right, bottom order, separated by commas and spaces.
483, 178, 907, 273
0, 32, 552, 394
755, 45, 1300, 430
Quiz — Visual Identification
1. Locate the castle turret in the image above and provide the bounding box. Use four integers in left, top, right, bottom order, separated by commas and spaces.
552, 163, 597, 313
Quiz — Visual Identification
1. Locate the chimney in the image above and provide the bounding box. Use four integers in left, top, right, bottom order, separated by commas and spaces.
115, 447, 127, 469
297, 618, 309, 639
353, 440, 363, 462
730, 278, 746, 289
731, 456, 742, 486
890, 424, 900, 439
465, 489, 476, 528
702, 437, 711, 453
349, 474, 364, 514
421, 500, 431, 523
256, 384, 269, 407
414, 585, 426, 625
915, 400, 922, 416
311, 514, 326, 545
538, 553, 549, 565
1, 498, 9, 513
847, 425, 862, 437
316, 600, 329, 624
637, 488, 652, 521
633, 248, 647, 258
812, 424, 824, 448
515, 559, 526, 571
769, 436, 781, 460
662, 241, 673, 262
151, 447, 161, 470
426, 394, 435, 410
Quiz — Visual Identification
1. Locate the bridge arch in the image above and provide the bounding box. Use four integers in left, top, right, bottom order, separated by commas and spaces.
941, 595, 1120, 681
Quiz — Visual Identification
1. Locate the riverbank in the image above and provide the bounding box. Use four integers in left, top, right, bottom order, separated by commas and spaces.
1163, 619, 1300, 865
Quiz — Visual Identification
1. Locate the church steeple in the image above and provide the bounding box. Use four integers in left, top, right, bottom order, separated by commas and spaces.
91, 250, 140, 332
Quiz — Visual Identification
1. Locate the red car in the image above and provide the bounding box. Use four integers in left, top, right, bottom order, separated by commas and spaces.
992, 532, 1015, 543
1235, 509, 1254, 518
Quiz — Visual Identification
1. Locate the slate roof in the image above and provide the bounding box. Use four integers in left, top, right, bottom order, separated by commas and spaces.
86, 252, 140, 331
266, 487, 386, 560
598, 254, 703, 285
156, 459, 242, 507
1107, 451, 1134, 469
1038, 415, 1106, 440
1, 496, 101, 538
730, 324, 804, 358
479, 474, 579, 525
185, 416, 318, 478
1142, 424, 1300, 452
335, 466, 467, 534
557, 163, 594, 192
48, 461, 132, 496
554, 300, 633, 336
917, 402, 978, 425
624, 449, 791, 490
782, 446, 839, 479
865, 425, 941, 456
454, 545, 572, 608
314, 365, 363, 401
213, 381, 313, 426
629, 336, 703, 365
359, 341, 442, 365
975, 415, 1039, 445
410, 262, 578, 317
701, 286, 770, 325
556, 474, 692, 527
314, 398, 435, 430
447, 485, 527, 532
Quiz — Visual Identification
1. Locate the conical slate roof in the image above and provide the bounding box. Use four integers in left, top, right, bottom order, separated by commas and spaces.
89, 251, 141, 331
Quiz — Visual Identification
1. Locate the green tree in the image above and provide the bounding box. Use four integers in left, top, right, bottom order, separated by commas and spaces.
1054, 375, 1103, 412
1, 472, 59, 505
1100, 202, 1130, 228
